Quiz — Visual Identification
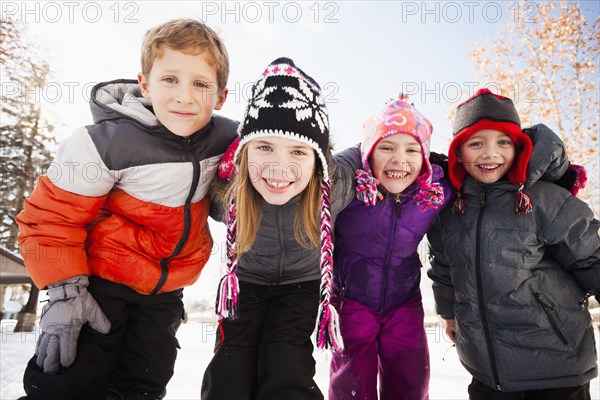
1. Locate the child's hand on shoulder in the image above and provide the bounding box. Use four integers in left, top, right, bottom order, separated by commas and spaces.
444, 318, 457, 343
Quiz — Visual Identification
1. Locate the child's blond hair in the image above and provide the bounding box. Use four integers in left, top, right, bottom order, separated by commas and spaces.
230, 143, 323, 255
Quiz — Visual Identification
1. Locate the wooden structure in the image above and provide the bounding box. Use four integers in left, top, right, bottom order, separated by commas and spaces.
0, 247, 38, 331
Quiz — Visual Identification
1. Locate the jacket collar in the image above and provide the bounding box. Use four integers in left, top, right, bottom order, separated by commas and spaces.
462, 175, 518, 196
260, 192, 303, 211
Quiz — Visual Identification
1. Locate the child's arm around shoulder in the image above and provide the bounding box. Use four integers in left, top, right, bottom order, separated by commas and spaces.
210, 115, 240, 148
16, 127, 115, 289
426, 215, 456, 320
433, 166, 455, 212
428, 151, 455, 213
523, 123, 569, 183
208, 177, 231, 223
541, 188, 600, 295
330, 144, 361, 213
524, 123, 586, 194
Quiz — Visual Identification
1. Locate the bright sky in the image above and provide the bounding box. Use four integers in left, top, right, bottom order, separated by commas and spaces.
4, 1, 599, 298
6, 1, 600, 151
12, 0, 600, 153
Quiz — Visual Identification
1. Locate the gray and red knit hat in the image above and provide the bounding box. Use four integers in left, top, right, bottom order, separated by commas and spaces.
449, 88, 533, 214
215, 57, 343, 351
356, 94, 444, 210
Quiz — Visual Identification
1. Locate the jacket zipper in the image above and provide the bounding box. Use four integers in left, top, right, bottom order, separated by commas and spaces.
274, 207, 284, 285
339, 265, 350, 310
534, 292, 569, 345
474, 189, 502, 391
339, 253, 355, 311
150, 137, 201, 295
378, 195, 401, 313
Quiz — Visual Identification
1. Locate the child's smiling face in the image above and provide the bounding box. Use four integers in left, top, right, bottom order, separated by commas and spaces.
246, 136, 316, 205
138, 47, 227, 137
369, 133, 423, 195
458, 129, 516, 184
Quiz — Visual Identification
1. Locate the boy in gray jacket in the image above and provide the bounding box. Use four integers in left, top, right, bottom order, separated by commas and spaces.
428, 88, 599, 400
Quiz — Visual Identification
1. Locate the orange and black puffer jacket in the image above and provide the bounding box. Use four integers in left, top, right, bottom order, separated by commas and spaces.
16, 79, 238, 295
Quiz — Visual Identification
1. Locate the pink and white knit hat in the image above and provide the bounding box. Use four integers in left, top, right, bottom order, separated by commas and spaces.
215, 58, 343, 351
356, 94, 444, 210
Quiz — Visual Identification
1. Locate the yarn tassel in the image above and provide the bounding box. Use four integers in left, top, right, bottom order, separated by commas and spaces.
216, 270, 239, 319
215, 199, 240, 319
315, 179, 344, 351
452, 190, 467, 215
414, 182, 445, 211
316, 302, 343, 351
514, 184, 533, 215
355, 169, 382, 206
569, 163, 587, 196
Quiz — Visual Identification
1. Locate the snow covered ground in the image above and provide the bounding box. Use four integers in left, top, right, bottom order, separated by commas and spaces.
1, 319, 598, 400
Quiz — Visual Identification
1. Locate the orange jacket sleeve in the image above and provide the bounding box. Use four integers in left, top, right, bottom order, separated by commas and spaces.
16, 176, 108, 289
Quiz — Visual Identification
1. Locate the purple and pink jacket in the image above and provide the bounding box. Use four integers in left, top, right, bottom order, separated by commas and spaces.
333, 163, 452, 313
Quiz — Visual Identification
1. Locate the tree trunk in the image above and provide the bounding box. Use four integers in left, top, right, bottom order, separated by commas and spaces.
15, 284, 39, 332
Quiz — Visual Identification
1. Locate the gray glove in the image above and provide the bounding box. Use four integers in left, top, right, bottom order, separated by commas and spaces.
36, 275, 111, 374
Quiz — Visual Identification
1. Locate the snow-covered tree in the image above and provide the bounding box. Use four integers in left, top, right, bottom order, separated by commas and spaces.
469, 1, 599, 214
1, 19, 55, 252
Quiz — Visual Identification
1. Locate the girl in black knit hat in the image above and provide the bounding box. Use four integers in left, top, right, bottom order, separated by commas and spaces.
428, 88, 599, 400
201, 57, 361, 400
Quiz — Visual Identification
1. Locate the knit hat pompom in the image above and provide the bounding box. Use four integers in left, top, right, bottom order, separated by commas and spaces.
356, 93, 444, 210
449, 88, 533, 215
216, 57, 343, 351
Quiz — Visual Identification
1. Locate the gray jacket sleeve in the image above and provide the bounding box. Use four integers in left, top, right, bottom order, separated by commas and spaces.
208, 179, 230, 224
523, 124, 569, 184
330, 145, 361, 215
542, 194, 600, 292
427, 216, 455, 319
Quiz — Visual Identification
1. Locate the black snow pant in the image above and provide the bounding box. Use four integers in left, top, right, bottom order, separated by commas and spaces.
468, 378, 591, 400
201, 280, 324, 400
22, 276, 184, 400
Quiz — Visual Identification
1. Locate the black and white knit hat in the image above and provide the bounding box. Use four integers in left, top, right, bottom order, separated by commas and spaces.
233, 57, 330, 177
217, 57, 343, 351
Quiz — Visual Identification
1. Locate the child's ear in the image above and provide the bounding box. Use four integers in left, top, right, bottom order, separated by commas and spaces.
137, 73, 151, 98
214, 88, 228, 110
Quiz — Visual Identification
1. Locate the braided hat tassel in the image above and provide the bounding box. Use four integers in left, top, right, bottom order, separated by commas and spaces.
215, 198, 240, 320
315, 179, 344, 351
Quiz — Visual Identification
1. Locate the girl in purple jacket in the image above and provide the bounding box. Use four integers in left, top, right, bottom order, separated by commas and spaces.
329, 95, 452, 400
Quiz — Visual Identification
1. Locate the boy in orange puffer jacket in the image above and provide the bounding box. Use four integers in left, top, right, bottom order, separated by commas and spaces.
16, 18, 237, 400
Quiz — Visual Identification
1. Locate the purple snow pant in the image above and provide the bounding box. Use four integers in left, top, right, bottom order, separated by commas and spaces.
329, 293, 430, 400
